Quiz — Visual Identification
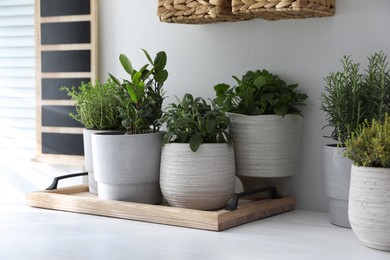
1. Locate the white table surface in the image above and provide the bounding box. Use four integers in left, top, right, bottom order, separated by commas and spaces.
1, 199, 389, 260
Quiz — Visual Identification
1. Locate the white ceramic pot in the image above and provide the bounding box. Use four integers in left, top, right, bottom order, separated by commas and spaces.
228, 113, 302, 194
83, 129, 118, 195
92, 132, 163, 204
160, 143, 235, 210
349, 165, 390, 251
323, 145, 352, 228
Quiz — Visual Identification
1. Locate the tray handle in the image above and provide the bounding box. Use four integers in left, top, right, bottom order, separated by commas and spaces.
225, 186, 282, 211
46, 172, 88, 190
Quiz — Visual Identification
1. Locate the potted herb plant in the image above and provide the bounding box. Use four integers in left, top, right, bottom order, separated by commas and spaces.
214, 69, 308, 196
320, 52, 390, 228
61, 79, 123, 194
159, 94, 235, 210
343, 115, 390, 251
91, 49, 168, 204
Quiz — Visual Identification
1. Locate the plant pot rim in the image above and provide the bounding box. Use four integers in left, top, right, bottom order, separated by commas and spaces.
227, 112, 301, 118
93, 131, 164, 136
325, 144, 345, 148
163, 142, 231, 147
351, 164, 390, 171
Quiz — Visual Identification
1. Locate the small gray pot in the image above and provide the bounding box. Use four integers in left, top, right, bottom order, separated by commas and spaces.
323, 145, 352, 228
92, 131, 163, 204
160, 143, 235, 210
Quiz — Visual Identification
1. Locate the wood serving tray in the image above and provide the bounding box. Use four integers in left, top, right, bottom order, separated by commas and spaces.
26, 184, 295, 231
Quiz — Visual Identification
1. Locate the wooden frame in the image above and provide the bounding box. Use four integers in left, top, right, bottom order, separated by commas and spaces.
34, 0, 98, 165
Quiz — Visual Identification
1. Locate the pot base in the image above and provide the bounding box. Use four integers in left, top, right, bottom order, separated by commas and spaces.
238, 176, 289, 198
98, 182, 162, 204
328, 198, 350, 228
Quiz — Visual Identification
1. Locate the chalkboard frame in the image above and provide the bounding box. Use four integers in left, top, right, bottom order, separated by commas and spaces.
35, 0, 98, 165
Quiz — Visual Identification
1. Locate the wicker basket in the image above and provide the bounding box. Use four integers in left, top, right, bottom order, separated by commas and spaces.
158, 0, 252, 24
232, 0, 335, 20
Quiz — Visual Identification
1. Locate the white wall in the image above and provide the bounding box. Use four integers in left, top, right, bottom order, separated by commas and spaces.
99, 0, 390, 211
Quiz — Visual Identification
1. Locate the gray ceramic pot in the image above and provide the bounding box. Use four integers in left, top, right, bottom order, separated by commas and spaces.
92, 131, 163, 204
228, 113, 302, 195
323, 145, 352, 228
160, 143, 235, 210
349, 165, 390, 251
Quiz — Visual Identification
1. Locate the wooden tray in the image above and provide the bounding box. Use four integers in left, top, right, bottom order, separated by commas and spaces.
26, 184, 295, 231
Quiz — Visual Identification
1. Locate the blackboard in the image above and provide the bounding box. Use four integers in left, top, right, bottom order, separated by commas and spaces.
36, 0, 97, 163
42, 133, 84, 155
40, 0, 90, 17
41, 50, 91, 73
41, 22, 91, 45
42, 105, 82, 128
42, 78, 90, 100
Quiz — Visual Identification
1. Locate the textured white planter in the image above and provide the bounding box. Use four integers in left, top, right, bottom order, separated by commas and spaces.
92, 132, 163, 204
349, 165, 390, 251
228, 113, 302, 194
323, 145, 352, 228
160, 143, 235, 210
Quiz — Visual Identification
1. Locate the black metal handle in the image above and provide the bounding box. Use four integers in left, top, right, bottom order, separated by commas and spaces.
225, 186, 282, 211
46, 172, 88, 190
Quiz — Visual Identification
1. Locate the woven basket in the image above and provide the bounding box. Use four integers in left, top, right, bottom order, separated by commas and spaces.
158, 0, 252, 24
232, 0, 335, 20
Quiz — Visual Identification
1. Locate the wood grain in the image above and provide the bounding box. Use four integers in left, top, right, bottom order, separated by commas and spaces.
27, 185, 295, 231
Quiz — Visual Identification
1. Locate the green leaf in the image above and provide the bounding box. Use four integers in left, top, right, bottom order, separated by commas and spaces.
119, 54, 133, 75
254, 75, 267, 88
132, 71, 142, 85
142, 49, 154, 65
273, 106, 288, 116
214, 83, 230, 96
108, 73, 121, 86
154, 51, 167, 71
126, 85, 138, 103
154, 69, 168, 83
189, 133, 202, 152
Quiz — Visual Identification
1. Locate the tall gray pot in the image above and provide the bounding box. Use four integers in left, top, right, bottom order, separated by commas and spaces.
160, 143, 236, 210
323, 145, 352, 228
228, 113, 302, 195
92, 132, 163, 204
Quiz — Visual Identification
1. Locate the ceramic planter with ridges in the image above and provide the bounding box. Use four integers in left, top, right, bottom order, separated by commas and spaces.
323, 145, 352, 228
349, 165, 390, 251
92, 132, 163, 204
228, 113, 302, 194
160, 143, 235, 210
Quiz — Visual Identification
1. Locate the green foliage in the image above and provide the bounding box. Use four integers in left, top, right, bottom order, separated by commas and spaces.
321, 52, 390, 144
160, 94, 232, 152
61, 79, 122, 130
214, 69, 308, 116
343, 115, 390, 168
109, 49, 168, 134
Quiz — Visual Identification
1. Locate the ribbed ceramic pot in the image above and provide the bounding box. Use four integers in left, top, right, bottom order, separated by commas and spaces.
323, 145, 352, 228
228, 113, 302, 195
349, 165, 390, 251
92, 132, 163, 204
160, 143, 235, 210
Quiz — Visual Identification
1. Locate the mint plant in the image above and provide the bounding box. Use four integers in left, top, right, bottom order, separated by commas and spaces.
214, 69, 308, 116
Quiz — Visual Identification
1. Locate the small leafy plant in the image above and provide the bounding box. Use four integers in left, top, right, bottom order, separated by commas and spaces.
61, 79, 122, 130
343, 115, 390, 168
160, 93, 232, 152
109, 49, 168, 134
321, 52, 390, 144
214, 69, 308, 116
